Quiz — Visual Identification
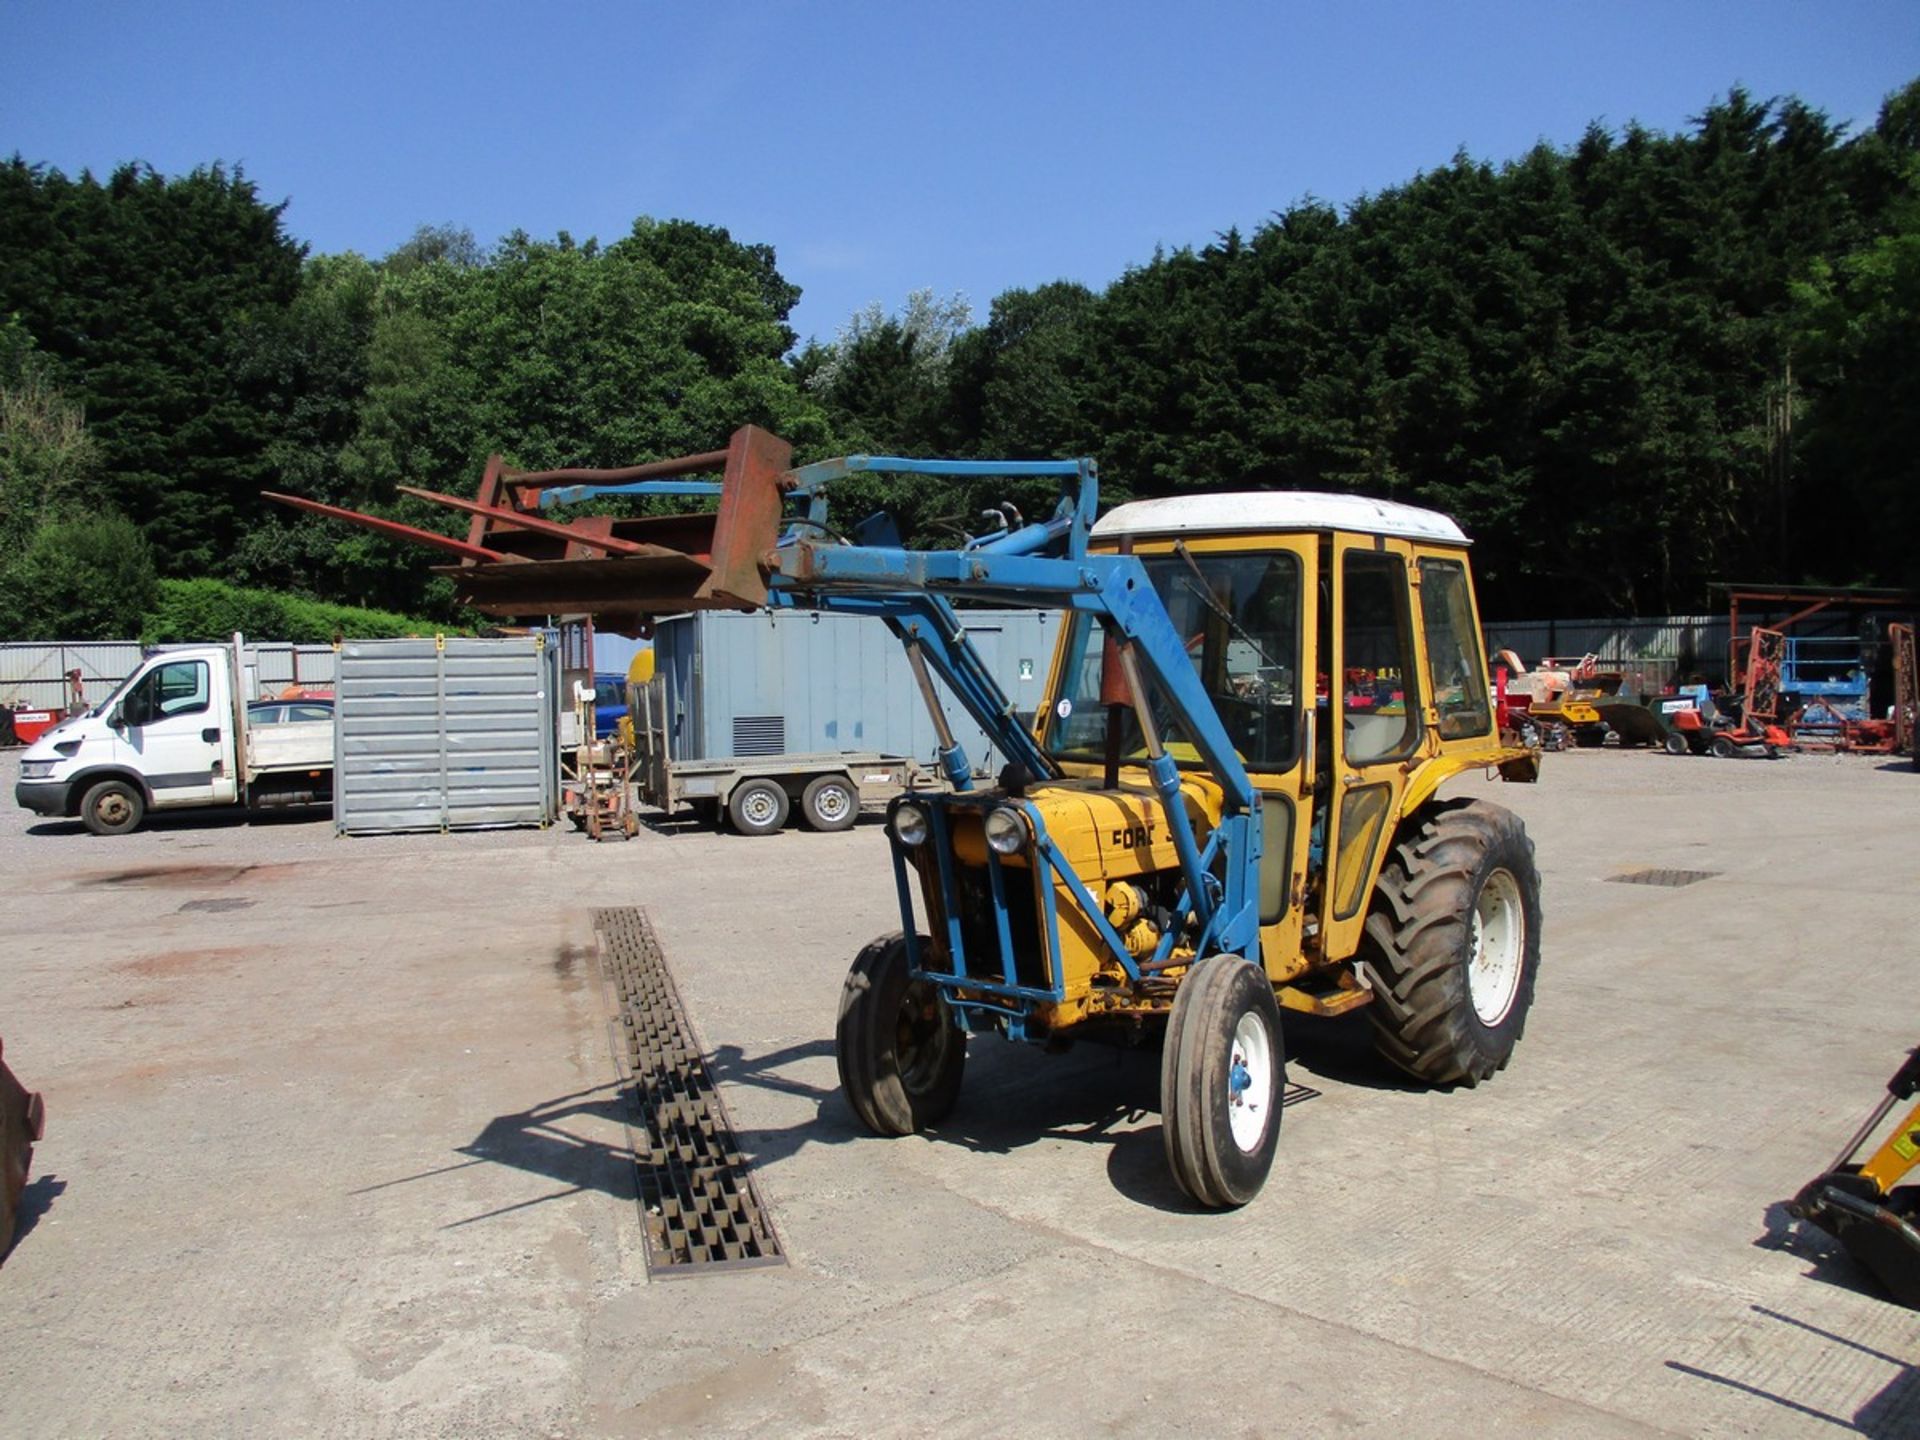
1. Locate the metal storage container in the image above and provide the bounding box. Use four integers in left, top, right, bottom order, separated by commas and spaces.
334, 636, 560, 834
650, 608, 1057, 774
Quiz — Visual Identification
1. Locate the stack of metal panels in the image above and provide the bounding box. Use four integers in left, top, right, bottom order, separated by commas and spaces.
334, 636, 559, 834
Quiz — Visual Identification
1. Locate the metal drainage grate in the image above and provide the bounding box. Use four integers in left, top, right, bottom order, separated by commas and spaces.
1607, 868, 1721, 888
594, 906, 785, 1276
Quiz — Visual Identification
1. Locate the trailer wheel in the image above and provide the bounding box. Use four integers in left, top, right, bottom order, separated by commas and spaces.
1663, 731, 1691, 756
1160, 954, 1285, 1208
835, 932, 965, 1135
80, 779, 145, 836
1360, 799, 1541, 1087
727, 779, 789, 835
801, 774, 858, 832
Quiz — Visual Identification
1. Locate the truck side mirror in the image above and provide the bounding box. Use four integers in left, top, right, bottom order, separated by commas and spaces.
108, 705, 127, 731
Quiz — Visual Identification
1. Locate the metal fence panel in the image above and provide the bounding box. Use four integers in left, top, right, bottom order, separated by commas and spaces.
334, 636, 558, 834
0, 642, 145, 711
1483, 614, 1732, 692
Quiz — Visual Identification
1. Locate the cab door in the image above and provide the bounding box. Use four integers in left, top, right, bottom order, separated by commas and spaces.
1319, 537, 1424, 961
117, 657, 223, 807
1125, 534, 1320, 981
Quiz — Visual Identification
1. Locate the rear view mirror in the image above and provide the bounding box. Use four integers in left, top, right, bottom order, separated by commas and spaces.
108, 705, 126, 730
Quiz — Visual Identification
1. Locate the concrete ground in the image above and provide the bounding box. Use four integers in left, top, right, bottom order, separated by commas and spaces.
0, 746, 1915, 1437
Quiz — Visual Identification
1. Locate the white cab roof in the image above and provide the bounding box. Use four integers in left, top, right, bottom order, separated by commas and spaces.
1091, 492, 1470, 546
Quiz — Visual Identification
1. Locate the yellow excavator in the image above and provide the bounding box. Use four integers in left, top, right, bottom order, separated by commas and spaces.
1789, 1047, 1920, 1307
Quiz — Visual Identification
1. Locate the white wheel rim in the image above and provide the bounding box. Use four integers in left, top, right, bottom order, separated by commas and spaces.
1468, 868, 1526, 1026
741, 789, 778, 825
815, 785, 851, 822
1226, 1011, 1274, 1153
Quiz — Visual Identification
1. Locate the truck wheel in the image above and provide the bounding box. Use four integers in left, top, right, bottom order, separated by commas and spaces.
81, 779, 145, 836
1160, 954, 1285, 1208
1361, 799, 1541, 1087
1663, 731, 1691, 756
835, 932, 965, 1135
801, 774, 858, 832
727, 779, 789, 836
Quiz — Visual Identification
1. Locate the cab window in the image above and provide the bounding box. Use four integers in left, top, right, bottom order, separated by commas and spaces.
1341, 552, 1420, 764
1046, 550, 1301, 773
128, 660, 210, 723
1418, 557, 1492, 739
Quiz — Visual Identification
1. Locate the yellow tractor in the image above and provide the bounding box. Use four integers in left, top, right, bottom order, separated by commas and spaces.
1790, 1048, 1920, 1307
273, 430, 1543, 1207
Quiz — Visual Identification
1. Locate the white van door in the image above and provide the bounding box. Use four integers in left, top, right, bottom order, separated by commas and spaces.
116, 657, 222, 806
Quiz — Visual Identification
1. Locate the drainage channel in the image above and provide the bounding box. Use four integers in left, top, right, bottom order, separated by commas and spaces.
593, 906, 785, 1277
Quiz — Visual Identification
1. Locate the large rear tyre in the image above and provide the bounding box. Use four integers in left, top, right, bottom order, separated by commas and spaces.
835, 933, 966, 1135
1160, 954, 1285, 1208
81, 779, 145, 837
801, 774, 858, 832
1360, 799, 1542, 1087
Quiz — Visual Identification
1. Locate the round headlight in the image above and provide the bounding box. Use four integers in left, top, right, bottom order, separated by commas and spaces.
890, 802, 930, 847
984, 805, 1026, 856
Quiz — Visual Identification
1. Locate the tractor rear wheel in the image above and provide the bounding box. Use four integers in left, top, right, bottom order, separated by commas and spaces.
1360, 799, 1541, 1087
835, 932, 965, 1136
1160, 954, 1285, 1208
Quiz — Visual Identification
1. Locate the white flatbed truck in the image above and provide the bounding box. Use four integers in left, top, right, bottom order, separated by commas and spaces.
13, 636, 332, 835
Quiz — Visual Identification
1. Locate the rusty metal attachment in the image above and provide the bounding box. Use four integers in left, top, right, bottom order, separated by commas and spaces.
1, 1036, 46, 1261
266, 426, 798, 632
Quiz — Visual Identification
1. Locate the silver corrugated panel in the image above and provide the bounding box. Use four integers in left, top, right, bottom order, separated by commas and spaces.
253, 645, 338, 691
656, 608, 1058, 774
334, 636, 559, 834
0, 642, 145, 710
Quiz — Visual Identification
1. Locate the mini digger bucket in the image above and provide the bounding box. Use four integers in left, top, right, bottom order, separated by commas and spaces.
265, 425, 802, 630
1789, 1047, 1920, 1308
1, 1037, 46, 1260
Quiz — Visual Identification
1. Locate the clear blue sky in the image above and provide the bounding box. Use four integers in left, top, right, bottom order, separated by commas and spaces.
4, 1, 1916, 347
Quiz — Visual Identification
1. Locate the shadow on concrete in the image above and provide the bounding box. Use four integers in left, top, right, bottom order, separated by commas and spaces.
1280, 1011, 1421, 1094
25, 807, 329, 839
1752, 1200, 1896, 1305
438, 1029, 1328, 1220
3, 1174, 65, 1262
1665, 1302, 1918, 1437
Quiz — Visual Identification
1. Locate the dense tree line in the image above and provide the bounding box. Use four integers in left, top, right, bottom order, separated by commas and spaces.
1, 81, 1915, 639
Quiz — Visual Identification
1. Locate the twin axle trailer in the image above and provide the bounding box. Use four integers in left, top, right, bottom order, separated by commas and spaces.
632, 607, 1057, 833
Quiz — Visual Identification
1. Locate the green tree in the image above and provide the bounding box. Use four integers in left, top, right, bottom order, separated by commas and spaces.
0, 512, 157, 640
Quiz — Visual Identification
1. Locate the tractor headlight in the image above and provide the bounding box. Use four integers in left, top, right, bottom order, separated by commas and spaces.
983, 805, 1027, 856
890, 802, 930, 848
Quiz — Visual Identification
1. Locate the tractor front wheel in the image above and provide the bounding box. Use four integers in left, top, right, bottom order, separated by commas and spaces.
835, 933, 965, 1136
1360, 799, 1542, 1087
1160, 954, 1285, 1208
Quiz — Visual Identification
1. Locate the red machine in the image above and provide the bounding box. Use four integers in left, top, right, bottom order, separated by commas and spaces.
1662, 627, 1793, 759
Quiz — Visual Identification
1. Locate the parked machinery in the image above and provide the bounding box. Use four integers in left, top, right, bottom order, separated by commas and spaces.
1659, 627, 1793, 759
1, 1037, 45, 1260
274, 427, 1545, 1207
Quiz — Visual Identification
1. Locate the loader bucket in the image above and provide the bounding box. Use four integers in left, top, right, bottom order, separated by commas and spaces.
265, 425, 797, 627
1, 1037, 45, 1261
